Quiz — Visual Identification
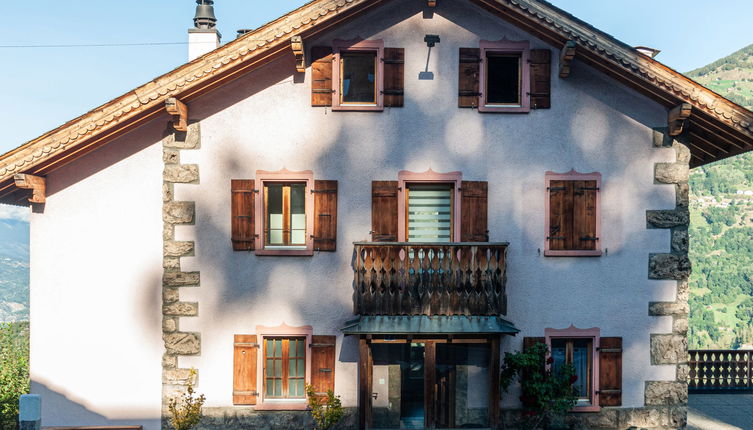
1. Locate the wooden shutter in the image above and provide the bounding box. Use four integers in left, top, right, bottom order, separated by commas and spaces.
598, 337, 622, 406
458, 48, 481, 108
313, 180, 338, 252
310, 335, 336, 396
548, 180, 572, 251
371, 181, 399, 242
311, 46, 333, 107
523, 336, 545, 351
383, 48, 404, 107
460, 181, 488, 242
529, 49, 551, 109
233, 334, 259, 405
573, 180, 598, 250
231, 179, 256, 251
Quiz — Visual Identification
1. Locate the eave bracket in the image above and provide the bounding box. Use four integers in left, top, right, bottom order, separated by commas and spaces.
14, 174, 46, 204
559, 40, 576, 78
165, 98, 188, 132
668, 103, 692, 136
291, 36, 305, 73
427, 0, 437, 6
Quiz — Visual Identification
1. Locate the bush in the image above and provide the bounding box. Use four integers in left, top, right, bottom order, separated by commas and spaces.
305, 385, 344, 430
167, 368, 205, 430
0, 322, 30, 430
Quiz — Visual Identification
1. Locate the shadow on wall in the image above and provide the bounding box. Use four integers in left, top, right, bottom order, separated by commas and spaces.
31, 381, 160, 430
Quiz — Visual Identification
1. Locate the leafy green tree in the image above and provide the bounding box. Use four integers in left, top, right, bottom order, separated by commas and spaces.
0, 322, 30, 430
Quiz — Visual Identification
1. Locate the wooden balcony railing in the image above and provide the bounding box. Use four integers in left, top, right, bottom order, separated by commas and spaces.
353, 242, 508, 316
688, 349, 753, 391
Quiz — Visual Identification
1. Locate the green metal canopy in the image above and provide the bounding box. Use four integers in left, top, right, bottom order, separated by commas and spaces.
341, 316, 519, 335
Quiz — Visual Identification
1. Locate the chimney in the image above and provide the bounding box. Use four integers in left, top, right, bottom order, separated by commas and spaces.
188, 0, 221, 61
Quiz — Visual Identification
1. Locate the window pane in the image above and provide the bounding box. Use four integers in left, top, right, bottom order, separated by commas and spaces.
275, 379, 282, 397
436, 343, 490, 428
486, 54, 520, 105
275, 339, 282, 357
266, 359, 274, 376
266, 379, 274, 396
297, 358, 305, 376
297, 338, 305, 357
289, 358, 296, 376
266, 339, 274, 357
551, 339, 567, 375
296, 379, 305, 398
572, 339, 591, 398
341, 52, 376, 104
408, 184, 452, 242
275, 359, 282, 377
266, 184, 284, 245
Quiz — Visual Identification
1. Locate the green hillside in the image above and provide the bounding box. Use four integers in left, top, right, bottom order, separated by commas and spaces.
0, 219, 29, 323
686, 43, 753, 349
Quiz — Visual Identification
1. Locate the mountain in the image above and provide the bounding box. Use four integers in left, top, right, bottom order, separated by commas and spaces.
0, 218, 29, 322
686, 43, 753, 349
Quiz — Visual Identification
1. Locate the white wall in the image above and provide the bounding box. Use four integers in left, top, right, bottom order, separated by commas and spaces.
30, 120, 166, 429
173, 0, 677, 410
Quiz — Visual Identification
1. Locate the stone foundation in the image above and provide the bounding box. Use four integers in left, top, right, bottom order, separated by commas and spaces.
196, 408, 358, 430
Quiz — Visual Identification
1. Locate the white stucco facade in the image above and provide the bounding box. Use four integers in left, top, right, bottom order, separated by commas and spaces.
28, 1, 683, 428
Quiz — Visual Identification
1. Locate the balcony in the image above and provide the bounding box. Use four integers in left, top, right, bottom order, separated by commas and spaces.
353, 242, 508, 316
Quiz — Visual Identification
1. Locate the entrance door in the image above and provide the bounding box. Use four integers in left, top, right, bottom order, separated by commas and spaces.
371, 342, 426, 429
435, 343, 491, 429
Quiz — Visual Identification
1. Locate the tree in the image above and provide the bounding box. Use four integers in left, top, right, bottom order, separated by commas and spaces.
0, 322, 30, 430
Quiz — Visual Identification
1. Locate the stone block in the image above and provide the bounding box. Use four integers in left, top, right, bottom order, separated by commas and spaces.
162, 317, 177, 333
164, 164, 199, 184
164, 332, 201, 355
676, 279, 689, 302
651, 334, 687, 365
162, 287, 179, 304
163, 224, 174, 242
652, 127, 671, 147
575, 408, 619, 428
673, 317, 688, 336
655, 163, 689, 184
669, 405, 688, 428
671, 229, 689, 253
162, 353, 177, 369
649, 253, 691, 280
163, 257, 181, 271
676, 364, 690, 384
673, 141, 691, 164
163, 201, 195, 224
164, 241, 194, 257
645, 381, 687, 406
163, 302, 198, 317
163, 271, 200, 287
163, 368, 197, 385
163, 148, 180, 165
675, 183, 689, 208
162, 183, 173, 202
646, 210, 689, 229
648, 301, 688, 317
163, 122, 200, 149
619, 407, 668, 428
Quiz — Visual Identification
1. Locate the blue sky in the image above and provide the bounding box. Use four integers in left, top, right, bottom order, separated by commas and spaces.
0, 0, 751, 220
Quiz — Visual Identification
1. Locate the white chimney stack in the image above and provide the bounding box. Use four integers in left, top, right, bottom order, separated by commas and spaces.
189, 0, 221, 61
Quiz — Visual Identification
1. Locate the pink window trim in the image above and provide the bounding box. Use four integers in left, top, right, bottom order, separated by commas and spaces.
254, 169, 315, 256
544, 169, 602, 257
254, 323, 314, 410
397, 169, 462, 242
332, 38, 385, 111
478, 39, 530, 113
544, 325, 601, 413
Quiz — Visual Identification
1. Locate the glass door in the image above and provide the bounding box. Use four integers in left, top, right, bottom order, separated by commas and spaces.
436, 343, 491, 429
371, 342, 426, 429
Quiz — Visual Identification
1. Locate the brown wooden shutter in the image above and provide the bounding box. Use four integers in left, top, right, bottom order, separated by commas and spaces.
231, 179, 256, 251
383, 48, 404, 107
310, 335, 336, 396
598, 337, 622, 406
233, 334, 259, 405
371, 181, 399, 242
547, 180, 572, 250
573, 180, 598, 250
311, 46, 333, 107
529, 49, 551, 109
460, 181, 488, 242
458, 48, 481, 108
522, 337, 545, 351
313, 180, 338, 252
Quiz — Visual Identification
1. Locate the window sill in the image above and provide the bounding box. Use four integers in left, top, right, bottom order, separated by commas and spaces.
544, 250, 602, 257
254, 400, 308, 411
332, 104, 384, 112
255, 248, 314, 256
478, 104, 530, 113
570, 404, 601, 413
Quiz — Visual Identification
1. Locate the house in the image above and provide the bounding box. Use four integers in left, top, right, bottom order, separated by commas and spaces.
2, 0, 753, 429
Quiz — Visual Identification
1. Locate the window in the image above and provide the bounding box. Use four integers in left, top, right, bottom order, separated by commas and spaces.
264, 337, 306, 399
397, 170, 462, 242
332, 39, 385, 111
544, 170, 602, 256
254, 169, 314, 255
479, 40, 530, 112
544, 326, 601, 412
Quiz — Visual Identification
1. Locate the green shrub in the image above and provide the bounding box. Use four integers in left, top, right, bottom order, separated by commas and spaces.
0, 322, 30, 430
305, 385, 344, 430
167, 369, 205, 430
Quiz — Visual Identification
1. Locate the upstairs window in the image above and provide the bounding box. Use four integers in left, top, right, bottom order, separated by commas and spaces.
406, 183, 453, 242
544, 170, 602, 257
264, 183, 307, 248
340, 51, 378, 105
485, 52, 522, 106
264, 337, 306, 399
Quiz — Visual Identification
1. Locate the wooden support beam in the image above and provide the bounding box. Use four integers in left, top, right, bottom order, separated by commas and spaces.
427, 0, 437, 6
13, 174, 46, 203
668, 103, 692, 136
290, 36, 305, 73
559, 40, 577, 78
165, 98, 188, 132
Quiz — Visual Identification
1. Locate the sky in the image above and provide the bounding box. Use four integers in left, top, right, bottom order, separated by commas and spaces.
0, 0, 751, 221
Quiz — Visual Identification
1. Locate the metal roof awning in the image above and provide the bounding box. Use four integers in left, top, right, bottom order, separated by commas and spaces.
342, 315, 519, 335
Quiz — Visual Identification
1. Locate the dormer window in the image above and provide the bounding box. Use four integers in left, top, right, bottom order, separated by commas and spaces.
333, 39, 384, 111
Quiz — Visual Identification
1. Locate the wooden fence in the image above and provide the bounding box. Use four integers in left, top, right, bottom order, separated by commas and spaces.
688, 349, 753, 391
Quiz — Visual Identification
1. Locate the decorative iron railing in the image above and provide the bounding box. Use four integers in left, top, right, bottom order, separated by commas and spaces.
352, 242, 508, 316
688, 349, 753, 391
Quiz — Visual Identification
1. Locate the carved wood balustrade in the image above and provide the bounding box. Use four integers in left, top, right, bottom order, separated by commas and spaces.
688, 349, 753, 391
353, 242, 509, 316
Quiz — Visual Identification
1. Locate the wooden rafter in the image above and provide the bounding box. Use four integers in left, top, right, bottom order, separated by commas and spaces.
13, 174, 45, 204
427, 0, 437, 6
559, 40, 576, 78
291, 36, 305, 73
165, 98, 188, 132
668, 103, 691, 136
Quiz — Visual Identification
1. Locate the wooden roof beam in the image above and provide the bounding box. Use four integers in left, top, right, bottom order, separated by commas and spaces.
427, 0, 437, 6
291, 36, 305, 73
668, 103, 691, 136
165, 98, 188, 132
13, 173, 45, 204
559, 40, 576, 78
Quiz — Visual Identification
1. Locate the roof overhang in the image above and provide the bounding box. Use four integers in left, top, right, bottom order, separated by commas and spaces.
1, 0, 752, 205
342, 316, 520, 335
